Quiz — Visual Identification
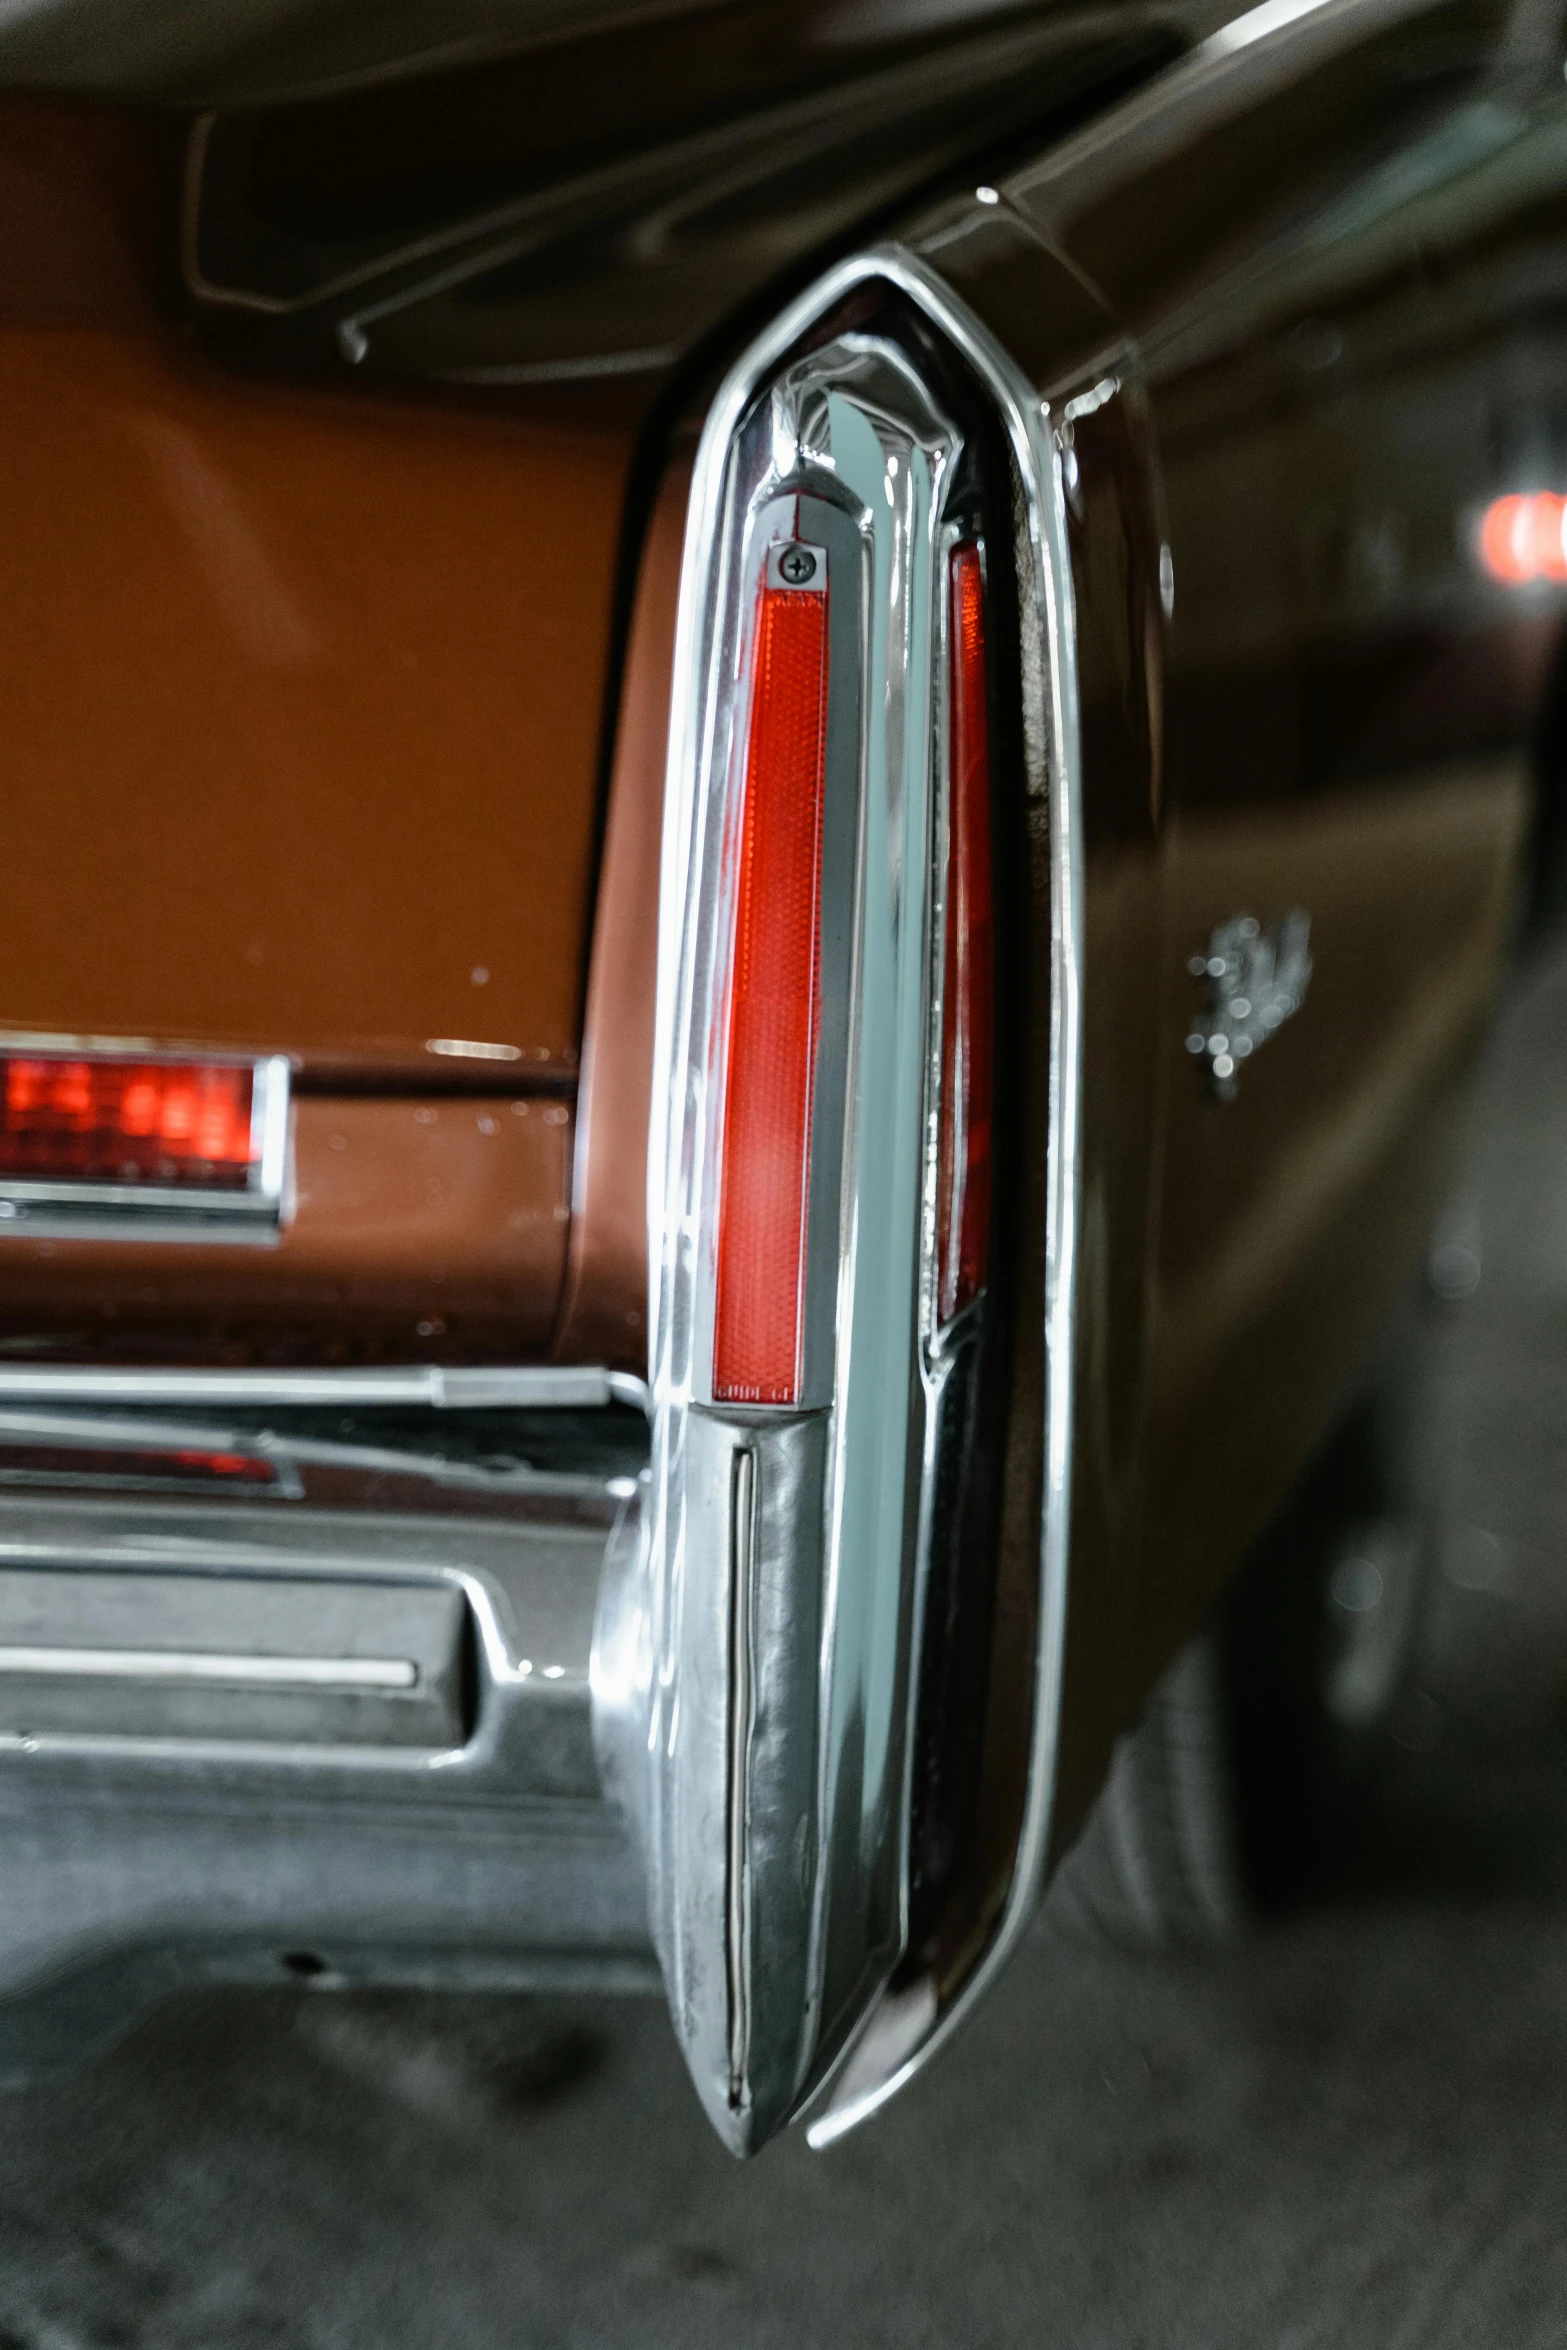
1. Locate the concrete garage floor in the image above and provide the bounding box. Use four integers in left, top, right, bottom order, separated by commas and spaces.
4, 949, 1567, 2347
4, 1895, 1567, 2347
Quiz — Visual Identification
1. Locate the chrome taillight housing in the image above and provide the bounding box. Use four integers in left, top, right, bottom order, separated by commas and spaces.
0, 1046, 290, 1241
595, 251, 1081, 2153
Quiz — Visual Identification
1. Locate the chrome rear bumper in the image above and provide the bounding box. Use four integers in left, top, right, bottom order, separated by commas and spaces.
0, 1385, 657, 2078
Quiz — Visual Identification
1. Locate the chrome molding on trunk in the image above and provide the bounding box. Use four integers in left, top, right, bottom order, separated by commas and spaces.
0, 1365, 650, 1412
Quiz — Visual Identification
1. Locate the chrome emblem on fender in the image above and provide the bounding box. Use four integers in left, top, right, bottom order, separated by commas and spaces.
1186, 911, 1312, 1100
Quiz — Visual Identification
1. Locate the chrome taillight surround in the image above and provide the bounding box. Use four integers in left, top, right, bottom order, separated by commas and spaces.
0, 1041, 290, 1243
596, 249, 1082, 2154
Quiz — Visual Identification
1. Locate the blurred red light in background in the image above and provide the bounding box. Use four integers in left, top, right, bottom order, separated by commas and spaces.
1478, 492, 1567, 585
0, 1058, 256, 1187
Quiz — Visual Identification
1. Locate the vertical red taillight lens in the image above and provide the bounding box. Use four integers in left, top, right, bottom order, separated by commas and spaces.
712, 545, 830, 1405
936, 540, 994, 1328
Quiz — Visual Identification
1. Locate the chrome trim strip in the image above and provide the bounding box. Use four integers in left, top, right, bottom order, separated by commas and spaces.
1006, 0, 1438, 230
0, 1183, 278, 1216
0, 1408, 643, 1509
779, 249, 1080, 2149
0, 1647, 418, 1690
0, 1407, 302, 1501
0, 1030, 276, 1061
0, 1366, 651, 1414
254, 1054, 291, 1202
726, 1444, 755, 2111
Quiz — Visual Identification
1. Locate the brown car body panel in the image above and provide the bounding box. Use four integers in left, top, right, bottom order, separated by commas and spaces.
983, 0, 1546, 1841
0, 281, 626, 1075
550, 459, 688, 1373
914, 0, 1548, 1838
0, 317, 620, 1078
0, 1093, 571, 1361
0, 101, 634, 1361
1139, 766, 1525, 1675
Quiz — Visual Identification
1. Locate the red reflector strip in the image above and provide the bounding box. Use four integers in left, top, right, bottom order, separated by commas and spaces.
712, 551, 830, 1406
936, 541, 995, 1328
0, 1058, 257, 1188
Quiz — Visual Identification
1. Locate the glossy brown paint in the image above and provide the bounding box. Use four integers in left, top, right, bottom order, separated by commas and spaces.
0, 1093, 571, 1361
1139, 765, 1524, 1676
968, 0, 1554, 1837
0, 101, 629, 1081
907, 203, 1171, 1871
1110, 56, 1557, 1699
907, 0, 1559, 1855
176, 4, 1180, 394
551, 458, 690, 1371
0, 100, 641, 1366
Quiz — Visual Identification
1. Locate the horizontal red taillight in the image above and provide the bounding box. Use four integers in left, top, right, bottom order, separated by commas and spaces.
0, 1057, 257, 1188
936, 540, 994, 1328
712, 543, 830, 1406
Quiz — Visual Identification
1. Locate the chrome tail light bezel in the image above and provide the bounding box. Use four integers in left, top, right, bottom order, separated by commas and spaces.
604, 246, 1083, 2153
0, 1043, 291, 1244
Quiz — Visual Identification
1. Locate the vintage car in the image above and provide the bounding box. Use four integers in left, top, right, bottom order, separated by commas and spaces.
0, 0, 1554, 2153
